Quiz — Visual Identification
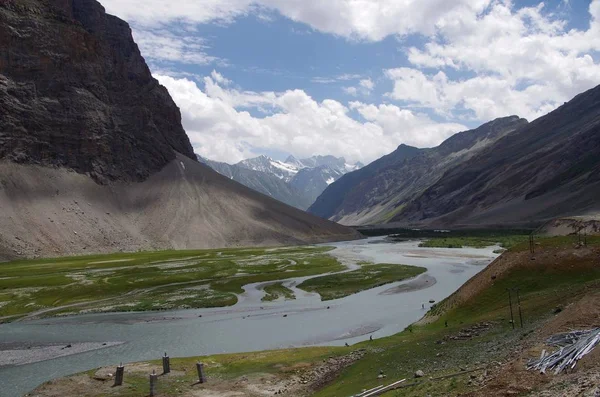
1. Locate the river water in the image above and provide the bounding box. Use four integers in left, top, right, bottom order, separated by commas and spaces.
0, 238, 498, 396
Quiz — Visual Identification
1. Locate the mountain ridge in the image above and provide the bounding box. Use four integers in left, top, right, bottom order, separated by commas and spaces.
309, 116, 528, 225
393, 84, 600, 227
201, 154, 363, 209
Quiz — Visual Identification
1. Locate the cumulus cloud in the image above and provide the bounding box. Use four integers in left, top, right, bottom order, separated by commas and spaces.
360, 78, 375, 91
102, 0, 600, 162
387, 1, 600, 121
100, 0, 493, 41
157, 72, 467, 164
342, 86, 359, 96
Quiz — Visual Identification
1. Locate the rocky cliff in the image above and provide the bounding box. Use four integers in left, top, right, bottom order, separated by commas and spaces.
0, 0, 361, 260
0, 0, 195, 183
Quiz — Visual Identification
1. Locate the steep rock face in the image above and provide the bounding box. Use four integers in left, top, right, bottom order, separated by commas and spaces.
309, 116, 527, 225
397, 85, 600, 227
0, 0, 195, 183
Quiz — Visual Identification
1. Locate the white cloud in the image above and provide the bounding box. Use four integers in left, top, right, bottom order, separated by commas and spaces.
359, 78, 375, 91
102, 0, 600, 157
386, 1, 600, 122
210, 70, 232, 86
312, 73, 363, 84
342, 86, 358, 96
132, 29, 222, 65
100, 0, 493, 41
343, 78, 375, 97
156, 72, 467, 164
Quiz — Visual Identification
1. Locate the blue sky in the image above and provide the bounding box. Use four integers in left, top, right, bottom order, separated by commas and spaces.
100, 0, 600, 164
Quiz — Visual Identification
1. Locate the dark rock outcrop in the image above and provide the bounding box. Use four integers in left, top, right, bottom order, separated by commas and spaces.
0, 0, 195, 183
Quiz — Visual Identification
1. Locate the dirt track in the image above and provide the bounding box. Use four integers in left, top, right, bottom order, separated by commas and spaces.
0, 155, 361, 261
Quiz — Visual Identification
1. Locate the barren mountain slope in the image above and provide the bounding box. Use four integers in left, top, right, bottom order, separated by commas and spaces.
0, 0, 195, 183
395, 84, 600, 228
0, 154, 361, 261
309, 117, 527, 225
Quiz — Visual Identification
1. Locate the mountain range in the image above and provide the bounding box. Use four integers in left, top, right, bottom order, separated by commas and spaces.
310, 85, 600, 228
199, 154, 363, 210
0, 0, 360, 260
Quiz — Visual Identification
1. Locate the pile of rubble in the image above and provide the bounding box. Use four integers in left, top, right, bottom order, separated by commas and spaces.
443, 322, 494, 341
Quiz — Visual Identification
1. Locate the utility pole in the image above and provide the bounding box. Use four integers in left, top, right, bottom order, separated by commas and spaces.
507, 288, 515, 330
515, 288, 524, 328
529, 234, 535, 255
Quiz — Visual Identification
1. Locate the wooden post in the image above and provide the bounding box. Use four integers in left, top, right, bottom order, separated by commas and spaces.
196, 362, 206, 384
114, 363, 124, 386
149, 370, 158, 396
162, 353, 170, 374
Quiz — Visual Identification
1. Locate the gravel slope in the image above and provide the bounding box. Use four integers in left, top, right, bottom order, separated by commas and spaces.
0, 154, 361, 260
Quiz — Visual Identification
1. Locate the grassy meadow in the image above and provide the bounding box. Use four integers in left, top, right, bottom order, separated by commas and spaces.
298, 262, 427, 301
0, 246, 345, 320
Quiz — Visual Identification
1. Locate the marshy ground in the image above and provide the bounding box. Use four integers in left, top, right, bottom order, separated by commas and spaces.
0, 244, 428, 322
0, 246, 345, 321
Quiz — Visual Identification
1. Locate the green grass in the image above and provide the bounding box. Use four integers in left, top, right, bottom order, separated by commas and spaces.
297, 262, 426, 301
0, 246, 343, 319
262, 282, 296, 301
418, 234, 529, 249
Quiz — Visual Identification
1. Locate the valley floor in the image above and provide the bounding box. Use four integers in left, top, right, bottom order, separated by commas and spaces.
0, 245, 427, 323
28, 236, 600, 396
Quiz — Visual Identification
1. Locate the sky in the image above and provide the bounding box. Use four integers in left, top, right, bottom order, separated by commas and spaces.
99, 0, 600, 165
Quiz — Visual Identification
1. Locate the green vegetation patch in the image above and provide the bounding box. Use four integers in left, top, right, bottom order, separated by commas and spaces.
419, 235, 529, 249
261, 282, 296, 302
0, 246, 343, 320
297, 262, 426, 301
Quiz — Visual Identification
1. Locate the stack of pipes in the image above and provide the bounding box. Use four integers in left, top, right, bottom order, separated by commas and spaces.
527, 328, 600, 374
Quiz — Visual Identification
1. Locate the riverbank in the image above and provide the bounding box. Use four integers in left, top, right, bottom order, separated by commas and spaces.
29, 236, 600, 396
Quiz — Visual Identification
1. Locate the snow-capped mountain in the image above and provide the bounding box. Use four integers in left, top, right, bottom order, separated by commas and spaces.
199, 154, 363, 210
237, 155, 300, 182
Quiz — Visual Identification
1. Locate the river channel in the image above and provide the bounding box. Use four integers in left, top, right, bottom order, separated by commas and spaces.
0, 237, 499, 396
